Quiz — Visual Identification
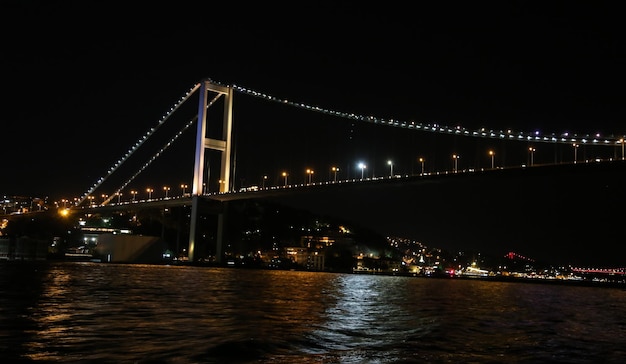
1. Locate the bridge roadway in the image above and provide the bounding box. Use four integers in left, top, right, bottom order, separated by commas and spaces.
75, 162, 531, 212
74, 159, 626, 267
262, 159, 626, 267
77, 159, 625, 210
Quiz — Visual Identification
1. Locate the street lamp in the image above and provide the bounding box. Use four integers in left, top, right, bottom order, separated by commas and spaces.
387, 160, 394, 177
452, 154, 459, 172
529, 147, 536, 166
146, 188, 153, 199
282, 172, 288, 186
488, 150, 495, 169
262, 175, 267, 189
116, 192, 122, 203
573, 143, 579, 164
163, 186, 170, 198
180, 184, 187, 196
101, 194, 108, 204
419, 157, 425, 175
358, 162, 366, 179
620, 138, 624, 160
331, 166, 339, 182
131, 190, 137, 201
306, 169, 314, 184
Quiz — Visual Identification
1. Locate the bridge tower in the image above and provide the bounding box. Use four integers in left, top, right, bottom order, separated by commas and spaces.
188, 80, 234, 262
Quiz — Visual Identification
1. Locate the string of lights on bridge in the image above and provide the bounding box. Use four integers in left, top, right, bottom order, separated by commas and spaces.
230, 81, 625, 146
77, 79, 626, 207
570, 267, 626, 275
76, 83, 200, 206
78, 84, 225, 206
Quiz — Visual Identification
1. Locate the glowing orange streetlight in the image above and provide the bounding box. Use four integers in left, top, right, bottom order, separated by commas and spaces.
331, 166, 339, 182
306, 169, 314, 184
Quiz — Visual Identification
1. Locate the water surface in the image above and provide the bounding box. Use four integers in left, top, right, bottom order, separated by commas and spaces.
1, 261, 625, 363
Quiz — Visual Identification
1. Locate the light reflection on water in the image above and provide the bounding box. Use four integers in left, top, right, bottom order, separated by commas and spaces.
1, 261, 626, 363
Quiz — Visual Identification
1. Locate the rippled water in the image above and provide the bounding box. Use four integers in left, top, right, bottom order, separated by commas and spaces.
1, 261, 625, 363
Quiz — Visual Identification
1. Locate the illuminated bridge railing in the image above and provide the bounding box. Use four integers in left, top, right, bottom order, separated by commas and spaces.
571, 267, 626, 275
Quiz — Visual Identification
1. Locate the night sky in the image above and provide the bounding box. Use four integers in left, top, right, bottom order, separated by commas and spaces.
3, 2, 625, 265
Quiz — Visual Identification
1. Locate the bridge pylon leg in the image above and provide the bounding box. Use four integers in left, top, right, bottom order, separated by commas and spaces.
188, 195, 200, 261
215, 201, 228, 264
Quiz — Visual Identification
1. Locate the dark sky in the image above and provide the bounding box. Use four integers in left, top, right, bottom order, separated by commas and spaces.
3, 1, 625, 265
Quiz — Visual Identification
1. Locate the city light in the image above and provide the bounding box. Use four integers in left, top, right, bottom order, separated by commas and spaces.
358, 162, 367, 179
452, 154, 459, 173
331, 166, 339, 182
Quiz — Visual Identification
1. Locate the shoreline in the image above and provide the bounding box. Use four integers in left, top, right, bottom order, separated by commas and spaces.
4, 259, 624, 290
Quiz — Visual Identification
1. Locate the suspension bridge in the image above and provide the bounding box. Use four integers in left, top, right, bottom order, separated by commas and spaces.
70, 78, 626, 263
